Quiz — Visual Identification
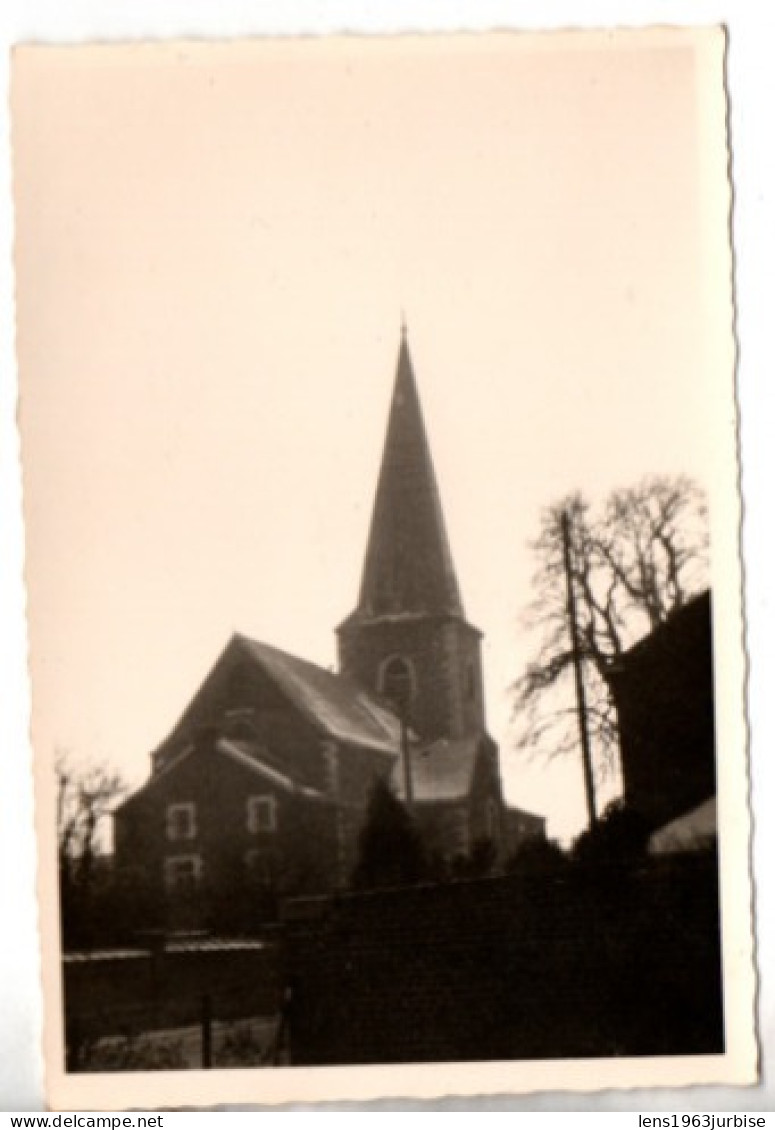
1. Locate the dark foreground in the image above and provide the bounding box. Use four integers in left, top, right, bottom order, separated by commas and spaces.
64, 853, 723, 1070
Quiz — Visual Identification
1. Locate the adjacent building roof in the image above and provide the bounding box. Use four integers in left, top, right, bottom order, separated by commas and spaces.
391, 735, 480, 803
648, 796, 716, 855
343, 332, 464, 625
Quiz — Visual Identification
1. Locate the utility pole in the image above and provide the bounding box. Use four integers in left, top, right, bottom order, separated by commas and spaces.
384, 658, 414, 810
560, 510, 597, 830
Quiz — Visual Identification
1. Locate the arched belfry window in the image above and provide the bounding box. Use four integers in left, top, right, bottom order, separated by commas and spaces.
378, 655, 416, 713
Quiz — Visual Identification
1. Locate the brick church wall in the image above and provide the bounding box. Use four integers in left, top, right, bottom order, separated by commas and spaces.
115, 738, 342, 929
338, 615, 484, 740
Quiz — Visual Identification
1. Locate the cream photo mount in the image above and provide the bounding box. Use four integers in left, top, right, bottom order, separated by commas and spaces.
12, 27, 755, 1110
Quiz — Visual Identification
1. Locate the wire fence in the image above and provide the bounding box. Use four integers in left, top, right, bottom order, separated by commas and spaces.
66, 985, 289, 1071
64, 948, 288, 1072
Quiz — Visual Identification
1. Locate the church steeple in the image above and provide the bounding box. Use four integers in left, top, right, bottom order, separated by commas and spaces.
338, 332, 486, 741
353, 332, 464, 622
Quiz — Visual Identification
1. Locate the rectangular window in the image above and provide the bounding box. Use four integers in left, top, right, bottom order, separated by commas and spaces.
164, 854, 202, 892
166, 802, 197, 841
247, 794, 277, 834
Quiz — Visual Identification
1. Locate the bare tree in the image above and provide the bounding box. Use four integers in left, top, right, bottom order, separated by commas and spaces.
56, 751, 127, 889
512, 475, 709, 780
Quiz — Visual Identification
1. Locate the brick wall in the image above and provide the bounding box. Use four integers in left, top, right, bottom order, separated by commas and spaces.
63, 856, 723, 1068
284, 856, 723, 1064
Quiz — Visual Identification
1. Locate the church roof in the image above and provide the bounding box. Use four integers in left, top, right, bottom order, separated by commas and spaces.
391, 735, 480, 803
119, 733, 331, 809
234, 635, 402, 755
346, 332, 464, 623
217, 737, 328, 800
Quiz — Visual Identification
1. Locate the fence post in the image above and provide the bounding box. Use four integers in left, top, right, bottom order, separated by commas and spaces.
201, 993, 212, 1068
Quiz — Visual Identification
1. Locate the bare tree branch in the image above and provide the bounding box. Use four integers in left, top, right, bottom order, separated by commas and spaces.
56, 751, 128, 887
512, 475, 709, 788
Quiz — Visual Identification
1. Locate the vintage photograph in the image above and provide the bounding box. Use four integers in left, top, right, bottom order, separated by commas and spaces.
12, 29, 754, 1108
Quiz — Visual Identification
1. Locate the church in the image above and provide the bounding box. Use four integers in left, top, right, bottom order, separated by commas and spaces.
113, 332, 544, 926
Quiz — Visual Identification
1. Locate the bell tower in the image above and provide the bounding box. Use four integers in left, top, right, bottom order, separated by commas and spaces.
337, 330, 486, 741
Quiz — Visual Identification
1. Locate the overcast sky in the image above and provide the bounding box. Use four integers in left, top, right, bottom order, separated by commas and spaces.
13, 30, 734, 838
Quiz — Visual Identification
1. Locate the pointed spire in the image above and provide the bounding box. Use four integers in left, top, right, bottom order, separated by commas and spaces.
353, 331, 464, 621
